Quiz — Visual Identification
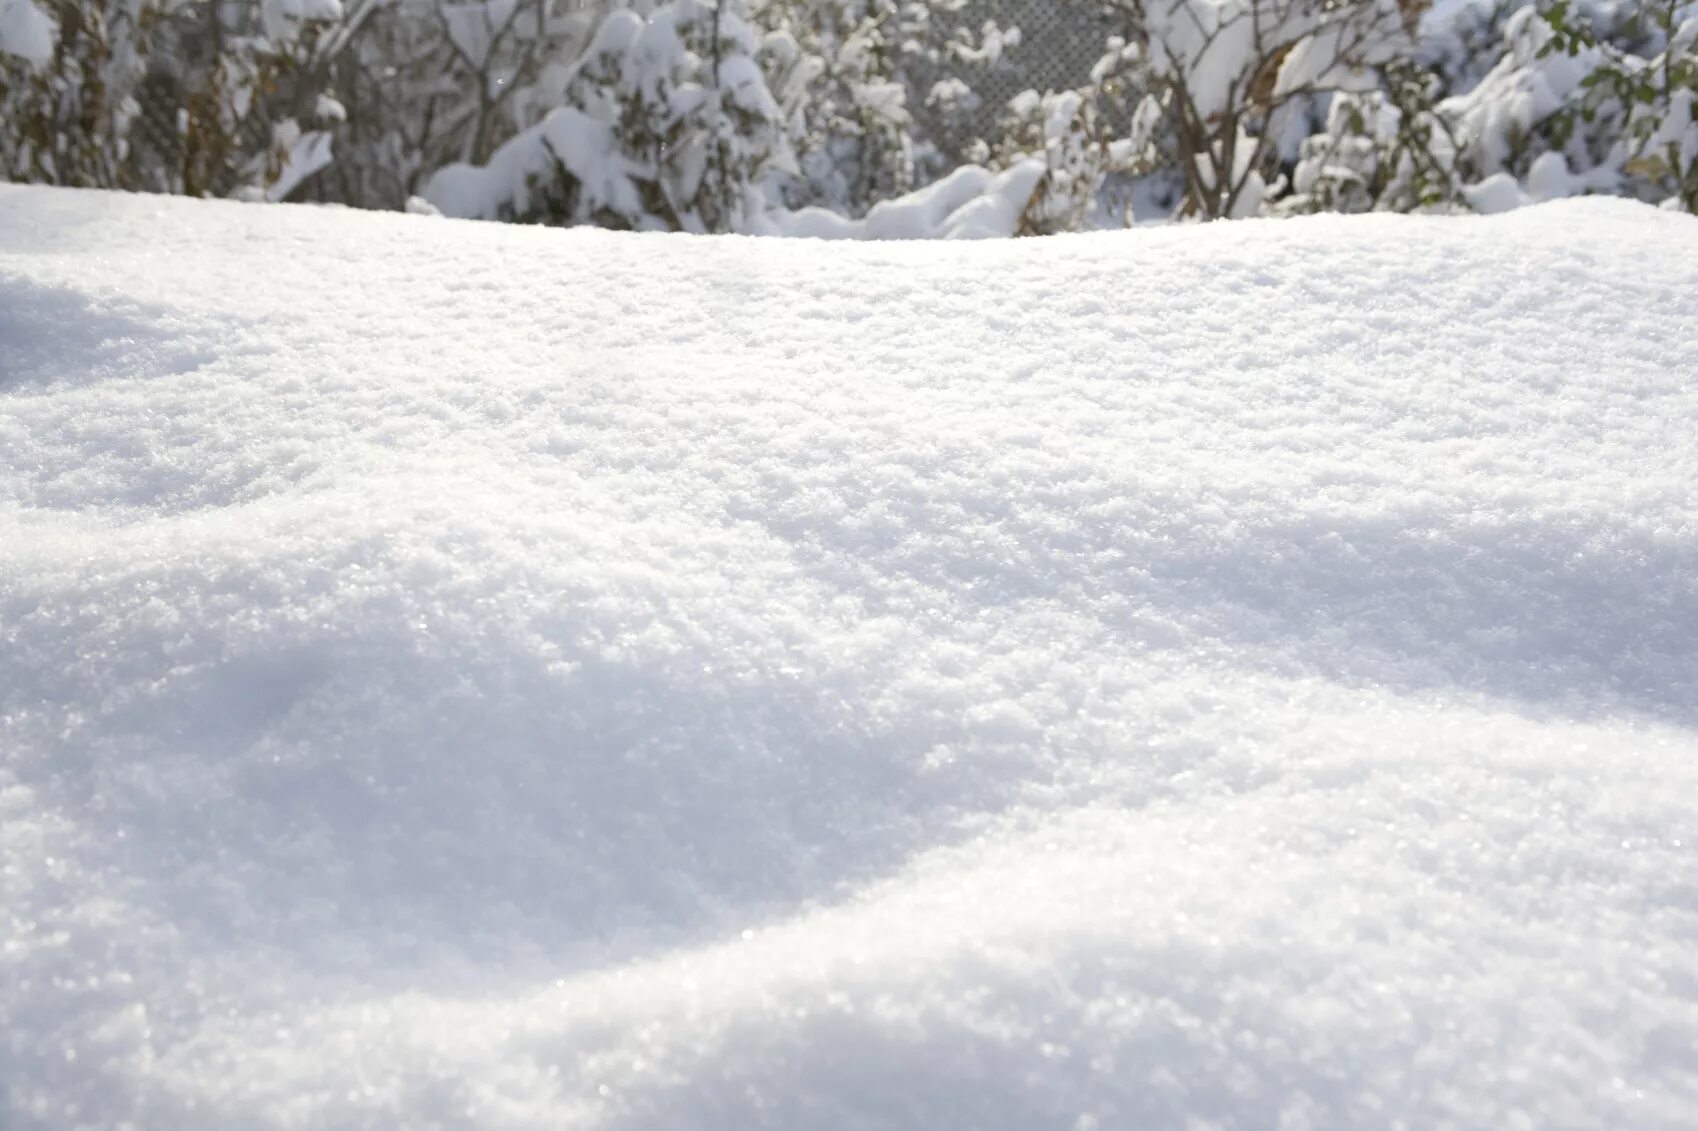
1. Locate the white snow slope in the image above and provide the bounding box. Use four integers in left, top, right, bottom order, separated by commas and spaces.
3, 185, 1698, 1130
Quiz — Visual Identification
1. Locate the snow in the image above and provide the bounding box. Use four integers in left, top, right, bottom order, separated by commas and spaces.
265, 0, 344, 28
1525, 150, 1578, 202
264, 123, 337, 204
0, 0, 54, 63
4, 184, 1698, 1129
426, 106, 640, 223
1461, 170, 1528, 213
776, 159, 1047, 238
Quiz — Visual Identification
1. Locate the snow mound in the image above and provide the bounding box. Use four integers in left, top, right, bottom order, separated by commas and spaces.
3, 186, 1697, 1129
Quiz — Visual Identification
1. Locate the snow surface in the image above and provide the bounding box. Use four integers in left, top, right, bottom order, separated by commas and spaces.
3, 184, 1698, 1130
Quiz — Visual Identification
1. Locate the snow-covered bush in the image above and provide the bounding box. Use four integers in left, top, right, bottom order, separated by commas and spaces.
990, 88, 1106, 231
1286, 0, 1698, 215
1090, 0, 1419, 218
305, 0, 606, 209
164, 0, 351, 200
1441, 0, 1696, 210
1420, 0, 1527, 94
763, 0, 1020, 214
1278, 59, 1465, 212
986, 43, 1165, 233
0, 0, 350, 198
764, 0, 920, 209
0, 0, 152, 186
426, 0, 802, 232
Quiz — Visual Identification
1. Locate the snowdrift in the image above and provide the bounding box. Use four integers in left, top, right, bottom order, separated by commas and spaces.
3, 185, 1697, 1129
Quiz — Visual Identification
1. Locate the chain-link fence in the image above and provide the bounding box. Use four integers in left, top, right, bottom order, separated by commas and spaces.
966, 0, 1119, 131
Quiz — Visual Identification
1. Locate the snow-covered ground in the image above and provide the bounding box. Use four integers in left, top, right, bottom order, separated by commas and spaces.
3, 185, 1697, 1129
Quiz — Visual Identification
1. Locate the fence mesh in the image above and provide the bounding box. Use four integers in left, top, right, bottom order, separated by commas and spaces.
967, 0, 1119, 129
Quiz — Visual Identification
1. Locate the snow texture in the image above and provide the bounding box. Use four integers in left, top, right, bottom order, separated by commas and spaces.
3, 185, 1698, 1130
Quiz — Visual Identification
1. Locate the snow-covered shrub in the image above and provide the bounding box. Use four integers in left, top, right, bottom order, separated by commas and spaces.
1419, 0, 1529, 94
763, 0, 920, 209
161, 0, 351, 201
991, 88, 1104, 231
1446, 0, 1698, 211
306, 0, 605, 209
1266, 0, 1697, 216
1611, 2, 1698, 210
879, 0, 1020, 176
762, 0, 1020, 215
426, 0, 801, 233
0, 0, 350, 198
1278, 60, 1466, 212
984, 32, 1201, 231
1093, 0, 1420, 218
986, 38, 1169, 233
634, 0, 801, 230
0, 0, 152, 186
